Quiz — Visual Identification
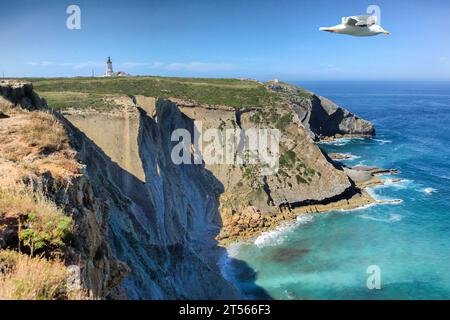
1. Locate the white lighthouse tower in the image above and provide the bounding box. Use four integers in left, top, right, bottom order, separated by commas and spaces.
105, 57, 114, 77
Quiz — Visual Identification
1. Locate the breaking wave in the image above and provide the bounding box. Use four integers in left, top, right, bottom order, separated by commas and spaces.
357, 213, 403, 223
422, 187, 438, 194
373, 139, 392, 145
253, 214, 315, 248
319, 137, 365, 146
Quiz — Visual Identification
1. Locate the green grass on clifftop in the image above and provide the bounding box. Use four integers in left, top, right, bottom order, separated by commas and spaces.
23, 76, 282, 110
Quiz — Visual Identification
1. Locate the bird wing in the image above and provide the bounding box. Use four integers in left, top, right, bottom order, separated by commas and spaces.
342, 15, 377, 27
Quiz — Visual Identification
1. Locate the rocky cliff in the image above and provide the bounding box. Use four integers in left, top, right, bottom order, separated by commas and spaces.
267, 82, 375, 140
174, 90, 373, 241
61, 100, 239, 299
0, 80, 46, 110
1, 79, 375, 299
0, 81, 128, 298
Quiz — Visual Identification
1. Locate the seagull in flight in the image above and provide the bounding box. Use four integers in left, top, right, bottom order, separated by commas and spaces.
320, 15, 390, 37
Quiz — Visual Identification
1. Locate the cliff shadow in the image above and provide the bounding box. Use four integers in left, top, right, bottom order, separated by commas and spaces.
221, 256, 272, 300
310, 95, 345, 137
139, 103, 272, 299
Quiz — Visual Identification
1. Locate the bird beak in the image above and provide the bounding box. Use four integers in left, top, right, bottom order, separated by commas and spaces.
320, 27, 336, 33
384, 31, 391, 35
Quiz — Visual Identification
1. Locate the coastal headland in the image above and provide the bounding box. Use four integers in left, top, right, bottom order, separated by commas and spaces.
1, 77, 388, 299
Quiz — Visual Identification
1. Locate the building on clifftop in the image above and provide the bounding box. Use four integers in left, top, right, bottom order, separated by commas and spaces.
104, 57, 130, 77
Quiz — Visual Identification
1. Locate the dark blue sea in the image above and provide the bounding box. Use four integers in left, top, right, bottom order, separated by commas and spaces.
222, 81, 450, 300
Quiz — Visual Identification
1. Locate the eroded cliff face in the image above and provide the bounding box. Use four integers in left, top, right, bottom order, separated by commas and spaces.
28, 172, 130, 298
62, 100, 239, 299
177, 103, 351, 202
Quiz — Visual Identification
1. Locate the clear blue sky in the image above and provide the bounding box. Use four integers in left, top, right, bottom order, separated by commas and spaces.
2, 0, 450, 80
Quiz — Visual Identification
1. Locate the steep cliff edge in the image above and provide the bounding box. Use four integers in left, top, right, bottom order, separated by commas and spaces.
0, 81, 128, 299
0, 80, 47, 110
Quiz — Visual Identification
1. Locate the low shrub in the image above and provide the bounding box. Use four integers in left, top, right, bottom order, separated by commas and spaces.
0, 186, 74, 256
0, 250, 78, 300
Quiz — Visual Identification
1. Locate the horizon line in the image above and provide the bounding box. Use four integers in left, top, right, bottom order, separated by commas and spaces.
2, 75, 450, 83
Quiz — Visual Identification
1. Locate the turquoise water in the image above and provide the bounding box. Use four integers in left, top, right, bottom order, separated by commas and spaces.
224, 81, 450, 300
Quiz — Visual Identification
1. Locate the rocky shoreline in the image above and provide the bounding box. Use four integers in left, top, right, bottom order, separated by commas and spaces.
319, 133, 374, 143
217, 137, 401, 245
217, 188, 375, 246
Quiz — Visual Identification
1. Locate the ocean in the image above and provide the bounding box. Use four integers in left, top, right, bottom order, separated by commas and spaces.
221, 81, 450, 300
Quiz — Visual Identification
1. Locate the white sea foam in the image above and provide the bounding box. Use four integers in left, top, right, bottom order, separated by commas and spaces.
296, 213, 315, 224
325, 137, 390, 146
365, 187, 403, 204
383, 178, 412, 185
339, 202, 378, 212
345, 154, 361, 161
217, 243, 241, 284
320, 137, 364, 146
373, 139, 392, 145
219, 214, 317, 283
366, 187, 381, 200
384, 199, 404, 205
357, 213, 403, 223
253, 224, 294, 248
284, 290, 297, 300
354, 160, 367, 166
320, 140, 348, 146
337, 187, 403, 213
377, 178, 413, 190
428, 173, 450, 182
422, 187, 437, 194
336, 153, 361, 161
253, 214, 315, 248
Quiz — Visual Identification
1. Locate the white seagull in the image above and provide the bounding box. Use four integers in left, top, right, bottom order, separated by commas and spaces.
320, 15, 390, 37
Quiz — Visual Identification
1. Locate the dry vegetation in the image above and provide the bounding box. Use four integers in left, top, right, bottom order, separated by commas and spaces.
0, 250, 80, 300
0, 185, 80, 300
0, 97, 13, 115
0, 185, 74, 256
0, 109, 81, 179
22, 112, 68, 154
0, 108, 84, 300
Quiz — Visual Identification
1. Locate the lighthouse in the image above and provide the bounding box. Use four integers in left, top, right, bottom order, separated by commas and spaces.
104, 57, 130, 77
105, 57, 113, 77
